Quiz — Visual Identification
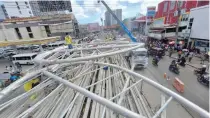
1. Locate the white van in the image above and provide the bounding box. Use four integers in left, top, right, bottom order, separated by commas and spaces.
130, 48, 148, 68
12, 53, 37, 65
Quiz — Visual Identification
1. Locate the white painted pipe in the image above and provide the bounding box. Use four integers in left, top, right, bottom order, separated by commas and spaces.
93, 62, 210, 118
152, 97, 173, 118
0, 70, 41, 101
34, 44, 143, 65
43, 70, 145, 118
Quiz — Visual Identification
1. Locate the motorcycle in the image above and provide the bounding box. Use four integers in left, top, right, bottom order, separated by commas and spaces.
178, 61, 186, 67
169, 64, 180, 74
194, 69, 207, 76
197, 74, 209, 87
152, 59, 158, 66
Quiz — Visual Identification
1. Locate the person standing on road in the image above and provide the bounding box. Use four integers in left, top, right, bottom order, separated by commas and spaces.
65, 33, 73, 49
188, 51, 194, 62
169, 47, 173, 57
178, 50, 182, 58
200, 53, 205, 64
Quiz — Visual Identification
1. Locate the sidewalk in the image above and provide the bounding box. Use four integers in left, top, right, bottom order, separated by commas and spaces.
167, 52, 209, 69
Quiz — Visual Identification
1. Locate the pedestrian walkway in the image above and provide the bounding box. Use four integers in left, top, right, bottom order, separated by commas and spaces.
167, 52, 209, 69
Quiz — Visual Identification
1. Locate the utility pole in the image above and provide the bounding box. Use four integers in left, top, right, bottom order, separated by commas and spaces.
175, 0, 181, 47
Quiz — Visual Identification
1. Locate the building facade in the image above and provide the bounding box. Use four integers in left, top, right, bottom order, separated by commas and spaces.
2, 0, 72, 18
3, 1, 33, 18
29, 0, 72, 16
0, 14, 78, 41
153, 0, 209, 26
186, 5, 209, 51
105, 9, 122, 26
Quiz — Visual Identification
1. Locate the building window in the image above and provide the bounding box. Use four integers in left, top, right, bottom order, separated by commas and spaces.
27, 6, 29, 8
29, 33, 34, 38
190, 18, 194, 22
15, 1, 18, 5
188, 18, 194, 29
179, 1, 184, 7
17, 6, 20, 10
163, 2, 168, 12
29, 11, 31, 14
25, 1, 28, 5
15, 28, 22, 39
19, 11, 22, 14
181, 9, 186, 14
44, 25, 51, 37
26, 27, 34, 38
174, 11, 178, 16
26, 27, 32, 32
170, 1, 175, 10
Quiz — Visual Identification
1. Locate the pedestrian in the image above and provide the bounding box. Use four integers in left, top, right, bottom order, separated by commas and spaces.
200, 53, 205, 64
65, 33, 73, 49
15, 62, 22, 72
178, 50, 182, 58
188, 51, 194, 62
169, 47, 173, 57
5, 66, 11, 72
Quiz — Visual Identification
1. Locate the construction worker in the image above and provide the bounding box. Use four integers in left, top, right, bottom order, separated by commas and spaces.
65, 33, 73, 49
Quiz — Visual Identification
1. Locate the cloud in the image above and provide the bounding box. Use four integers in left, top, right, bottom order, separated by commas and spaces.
71, 0, 89, 19
121, 0, 142, 3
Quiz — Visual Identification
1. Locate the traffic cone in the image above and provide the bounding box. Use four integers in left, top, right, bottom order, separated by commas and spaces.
164, 73, 167, 79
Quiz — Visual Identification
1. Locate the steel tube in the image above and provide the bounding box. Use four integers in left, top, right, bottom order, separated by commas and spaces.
94, 62, 210, 118
34, 44, 144, 65
152, 97, 173, 118
43, 70, 145, 118
0, 70, 41, 101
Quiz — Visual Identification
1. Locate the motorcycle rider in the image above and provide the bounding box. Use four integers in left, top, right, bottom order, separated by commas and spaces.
170, 60, 178, 69
200, 65, 207, 75
180, 56, 186, 66
153, 55, 159, 65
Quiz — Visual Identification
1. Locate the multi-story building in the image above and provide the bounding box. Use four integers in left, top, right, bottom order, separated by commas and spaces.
185, 5, 209, 51
3, 1, 33, 18
148, 0, 209, 47
79, 24, 89, 38
2, 0, 72, 18
105, 9, 122, 26
105, 11, 111, 26
153, 0, 209, 26
111, 9, 122, 25
29, 0, 72, 16
0, 14, 78, 41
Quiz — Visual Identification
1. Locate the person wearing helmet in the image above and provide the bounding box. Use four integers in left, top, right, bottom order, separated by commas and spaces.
201, 65, 207, 74
153, 55, 159, 65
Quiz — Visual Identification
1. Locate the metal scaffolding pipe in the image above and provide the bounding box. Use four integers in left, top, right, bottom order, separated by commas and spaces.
0, 70, 41, 101
42, 70, 145, 118
34, 44, 144, 65
93, 62, 210, 118
152, 97, 173, 118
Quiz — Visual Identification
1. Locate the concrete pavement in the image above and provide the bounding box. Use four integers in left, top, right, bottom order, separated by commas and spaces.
135, 56, 209, 118
167, 51, 209, 69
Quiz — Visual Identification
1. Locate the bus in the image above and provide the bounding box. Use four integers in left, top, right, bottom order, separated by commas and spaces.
12, 53, 37, 65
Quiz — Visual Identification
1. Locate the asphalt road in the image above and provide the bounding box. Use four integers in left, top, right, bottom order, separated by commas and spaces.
135, 56, 209, 117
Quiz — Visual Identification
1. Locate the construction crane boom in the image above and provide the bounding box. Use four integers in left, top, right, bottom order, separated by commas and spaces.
98, 0, 137, 42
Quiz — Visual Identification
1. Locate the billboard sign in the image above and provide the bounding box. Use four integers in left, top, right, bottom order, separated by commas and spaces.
147, 6, 156, 17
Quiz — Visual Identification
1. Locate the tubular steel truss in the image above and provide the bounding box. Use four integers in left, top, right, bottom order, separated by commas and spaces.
0, 42, 209, 118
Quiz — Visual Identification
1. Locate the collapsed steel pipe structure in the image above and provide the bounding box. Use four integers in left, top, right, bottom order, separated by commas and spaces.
0, 42, 209, 118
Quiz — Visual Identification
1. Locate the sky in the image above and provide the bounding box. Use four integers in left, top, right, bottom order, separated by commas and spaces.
0, 0, 163, 24
71, 0, 163, 25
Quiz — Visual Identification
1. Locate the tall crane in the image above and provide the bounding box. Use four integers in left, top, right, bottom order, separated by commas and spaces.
98, 0, 137, 42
